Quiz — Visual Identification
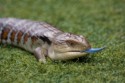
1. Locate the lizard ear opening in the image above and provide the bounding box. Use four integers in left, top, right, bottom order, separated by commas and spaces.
39, 36, 52, 45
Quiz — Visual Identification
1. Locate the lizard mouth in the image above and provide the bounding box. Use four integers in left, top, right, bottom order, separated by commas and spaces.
48, 47, 105, 60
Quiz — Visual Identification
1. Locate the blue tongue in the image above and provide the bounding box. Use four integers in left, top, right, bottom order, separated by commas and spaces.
82, 47, 105, 53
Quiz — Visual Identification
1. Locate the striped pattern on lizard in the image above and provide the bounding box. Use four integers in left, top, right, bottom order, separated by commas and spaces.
0, 18, 93, 63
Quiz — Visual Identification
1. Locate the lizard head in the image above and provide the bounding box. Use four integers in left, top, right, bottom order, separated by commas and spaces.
48, 33, 91, 60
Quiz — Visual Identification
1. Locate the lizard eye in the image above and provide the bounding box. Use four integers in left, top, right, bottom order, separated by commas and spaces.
66, 40, 76, 46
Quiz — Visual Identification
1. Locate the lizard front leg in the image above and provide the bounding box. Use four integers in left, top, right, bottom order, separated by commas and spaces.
34, 47, 46, 63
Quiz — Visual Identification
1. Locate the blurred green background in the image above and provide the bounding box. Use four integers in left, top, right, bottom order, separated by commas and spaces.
0, 0, 125, 83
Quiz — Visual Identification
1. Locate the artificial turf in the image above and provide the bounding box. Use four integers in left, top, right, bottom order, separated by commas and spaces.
0, 0, 125, 83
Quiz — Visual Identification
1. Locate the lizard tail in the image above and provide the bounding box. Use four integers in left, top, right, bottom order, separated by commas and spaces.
0, 21, 3, 43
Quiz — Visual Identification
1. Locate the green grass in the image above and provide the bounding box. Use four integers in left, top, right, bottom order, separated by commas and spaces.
0, 0, 125, 83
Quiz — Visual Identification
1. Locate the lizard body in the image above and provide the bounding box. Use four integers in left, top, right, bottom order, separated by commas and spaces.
0, 18, 91, 63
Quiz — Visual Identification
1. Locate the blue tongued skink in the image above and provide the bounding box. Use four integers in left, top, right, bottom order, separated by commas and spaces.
0, 18, 104, 63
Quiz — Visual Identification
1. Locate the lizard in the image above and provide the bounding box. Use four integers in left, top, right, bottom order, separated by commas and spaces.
0, 18, 104, 63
